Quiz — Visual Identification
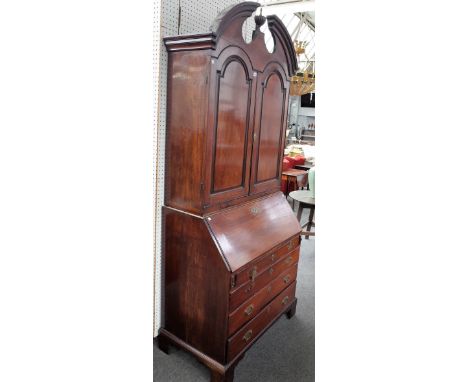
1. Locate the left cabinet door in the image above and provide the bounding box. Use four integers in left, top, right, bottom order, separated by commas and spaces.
203, 50, 256, 207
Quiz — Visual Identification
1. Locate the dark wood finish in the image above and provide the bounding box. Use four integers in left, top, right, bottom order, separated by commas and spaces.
228, 264, 298, 336
250, 63, 289, 195
282, 169, 308, 196
163, 207, 230, 362
227, 282, 297, 361
229, 247, 300, 310
160, 3, 301, 381
164, 2, 297, 214
233, 235, 300, 287
211, 368, 235, 382
206, 192, 301, 272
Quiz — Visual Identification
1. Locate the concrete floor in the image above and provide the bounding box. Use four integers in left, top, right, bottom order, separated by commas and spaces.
154, 205, 315, 382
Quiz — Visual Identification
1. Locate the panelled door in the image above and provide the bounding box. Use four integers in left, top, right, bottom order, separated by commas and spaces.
250, 62, 289, 195
204, 48, 257, 207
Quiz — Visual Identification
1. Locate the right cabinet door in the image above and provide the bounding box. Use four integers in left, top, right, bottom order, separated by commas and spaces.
250, 63, 289, 195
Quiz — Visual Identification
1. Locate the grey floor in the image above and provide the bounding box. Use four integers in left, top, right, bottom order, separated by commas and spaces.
154, 205, 315, 382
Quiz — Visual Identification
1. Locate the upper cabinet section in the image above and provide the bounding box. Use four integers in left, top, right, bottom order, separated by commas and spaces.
164, 2, 297, 215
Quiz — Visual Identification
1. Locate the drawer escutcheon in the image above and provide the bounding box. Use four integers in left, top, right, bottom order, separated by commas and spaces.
282, 296, 290, 305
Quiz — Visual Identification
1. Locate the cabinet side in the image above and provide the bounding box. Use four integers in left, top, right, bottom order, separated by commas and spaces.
162, 207, 230, 364
165, 50, 210, 214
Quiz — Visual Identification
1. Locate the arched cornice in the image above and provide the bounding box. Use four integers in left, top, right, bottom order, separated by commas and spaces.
266, 15, 298, 77
210, 2, 260, 39
164, 2, 298, 78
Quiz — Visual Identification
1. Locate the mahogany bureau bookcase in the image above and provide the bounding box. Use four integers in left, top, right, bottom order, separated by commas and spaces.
157, 3, 302, 381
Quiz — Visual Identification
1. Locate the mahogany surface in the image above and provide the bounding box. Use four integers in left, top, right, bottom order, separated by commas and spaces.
159, 3, 301, 381
206, 192, 301, 272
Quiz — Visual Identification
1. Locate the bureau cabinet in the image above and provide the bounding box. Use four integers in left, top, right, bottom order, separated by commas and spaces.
158, 2, 301, 381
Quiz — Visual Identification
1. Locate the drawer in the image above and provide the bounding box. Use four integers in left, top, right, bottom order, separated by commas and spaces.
227, 281, 297, 362
228, 264, 298, 336
229, 247, 300, 311
232, 236, 300, 288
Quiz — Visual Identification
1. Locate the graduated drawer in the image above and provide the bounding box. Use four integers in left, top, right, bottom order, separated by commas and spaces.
229, 247, 300, 311
232, 236, 300, 289
228, 264, 298, 336
227, 281, 297, 362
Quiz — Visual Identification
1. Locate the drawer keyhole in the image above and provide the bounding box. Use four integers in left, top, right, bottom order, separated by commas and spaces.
282, 296, 290, 305
283, 275, 291, 284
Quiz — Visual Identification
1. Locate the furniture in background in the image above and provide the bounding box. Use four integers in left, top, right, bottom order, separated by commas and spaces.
289, 190, 315, 239
281, 168, 308, 204
158, 4, 301, 382
294, 163, 314, 172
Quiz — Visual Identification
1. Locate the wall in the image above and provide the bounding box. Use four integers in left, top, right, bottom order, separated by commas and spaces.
153, 0, 254, 336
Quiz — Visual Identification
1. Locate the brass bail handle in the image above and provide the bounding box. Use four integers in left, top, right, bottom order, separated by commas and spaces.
245, 304, 254, 316
243, 329, 253, 342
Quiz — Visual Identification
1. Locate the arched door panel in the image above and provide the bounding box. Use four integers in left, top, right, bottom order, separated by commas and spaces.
204, 49, 256, 207
250, 64, 288, 195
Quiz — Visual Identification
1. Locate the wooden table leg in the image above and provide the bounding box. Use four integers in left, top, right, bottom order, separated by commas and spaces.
297, 202, 304, 223
305, 204, 315, 240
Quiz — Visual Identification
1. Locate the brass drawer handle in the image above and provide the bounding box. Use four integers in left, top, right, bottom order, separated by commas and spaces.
287, 240, 293, 250
283, 275, 291, 284
245, 304, 254, 316
269, 267, 274, 275
243, 329, 253, 342
282, 296, 290, 305
271, 253, 276, 262
249, 266, 258, 281
285, 256, 293, 265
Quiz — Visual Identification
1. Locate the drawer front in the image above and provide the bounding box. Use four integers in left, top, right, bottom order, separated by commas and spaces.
229, 247, 300, 310
227, 281, 297, 362
233, 236, 300, 288
228, 264, 298, 336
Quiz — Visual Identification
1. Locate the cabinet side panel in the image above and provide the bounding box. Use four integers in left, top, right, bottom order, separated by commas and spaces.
165, 51, 209, 213
163, 207, 230, 363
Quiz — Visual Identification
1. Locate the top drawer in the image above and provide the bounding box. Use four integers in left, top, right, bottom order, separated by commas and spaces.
231, 236, 300, 289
